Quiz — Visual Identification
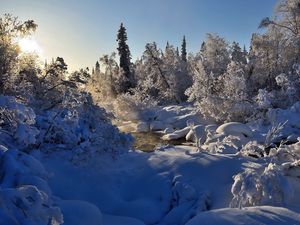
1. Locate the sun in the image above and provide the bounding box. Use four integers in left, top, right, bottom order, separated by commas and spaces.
18, 37, 43, 56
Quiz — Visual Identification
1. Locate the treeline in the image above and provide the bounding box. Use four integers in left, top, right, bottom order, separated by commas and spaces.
1, 0, 300, 124
88, 0, 300, 122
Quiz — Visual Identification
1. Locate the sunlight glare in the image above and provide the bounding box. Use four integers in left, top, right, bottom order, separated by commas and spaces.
18, 37, 43, 56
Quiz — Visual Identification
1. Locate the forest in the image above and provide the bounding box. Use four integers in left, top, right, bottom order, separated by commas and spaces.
1, 0, 300, 224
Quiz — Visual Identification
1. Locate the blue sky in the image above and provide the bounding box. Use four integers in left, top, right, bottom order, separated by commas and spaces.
1, 0, 278, 71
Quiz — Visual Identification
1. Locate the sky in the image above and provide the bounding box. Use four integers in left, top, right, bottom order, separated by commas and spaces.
1, 0, 278, 71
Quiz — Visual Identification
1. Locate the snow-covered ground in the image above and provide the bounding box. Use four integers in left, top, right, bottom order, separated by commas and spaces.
4, 144, 300, 225
1, 98, 300, 225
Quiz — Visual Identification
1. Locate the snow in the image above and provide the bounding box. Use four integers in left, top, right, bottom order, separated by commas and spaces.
58, 200, 103, 225
2, 96, 300, 225
102, 214, 145, 225
186, 206, 300, 225
38, 147, 247, 224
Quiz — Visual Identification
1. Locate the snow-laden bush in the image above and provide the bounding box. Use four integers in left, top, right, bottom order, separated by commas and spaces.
230, 163, 292, 208
0, 185, 63, 225
204, 135, 247, 154
36, 91, 133, 159
239, 141, 265, 158
269, 139, 300, 163
0, 95, 39, 147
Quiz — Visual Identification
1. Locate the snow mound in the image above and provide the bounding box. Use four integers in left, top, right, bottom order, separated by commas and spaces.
186, 206, 300, 225
59, 200, 103, 225
216, 122, 253, 137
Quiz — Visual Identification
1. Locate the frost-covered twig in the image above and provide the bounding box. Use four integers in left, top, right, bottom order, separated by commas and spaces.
264, 121, 287, 150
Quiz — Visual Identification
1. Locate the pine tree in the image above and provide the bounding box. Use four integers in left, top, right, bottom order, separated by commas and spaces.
116, 23, 134, 92
200, 41, 206, 60
181, 36, 187, 62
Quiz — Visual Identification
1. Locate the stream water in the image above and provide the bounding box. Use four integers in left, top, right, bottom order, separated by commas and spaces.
115, 120, 189, 152
131, 132, 187, 152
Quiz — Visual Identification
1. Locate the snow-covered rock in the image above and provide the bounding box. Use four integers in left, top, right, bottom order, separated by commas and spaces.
161, 127, 190, 141
205, 124, 218, 133
136, 122, 150, 133
216, 122, 253, 138
185, 125, 206, 143
150, 121, 168, 131
164, 127, 175, 134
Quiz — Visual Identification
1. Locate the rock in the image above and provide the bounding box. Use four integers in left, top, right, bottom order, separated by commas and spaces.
136, 122, 149, 133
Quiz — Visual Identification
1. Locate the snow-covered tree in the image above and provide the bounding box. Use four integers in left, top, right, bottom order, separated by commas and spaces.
0, 14, 37, 94
69, 67, 91, 85
201, 33, 230, 77
187, 53, 252, 122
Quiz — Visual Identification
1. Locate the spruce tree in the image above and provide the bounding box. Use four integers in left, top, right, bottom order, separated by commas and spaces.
165, 41, 170, 51
176, 47, 180, 57
231, 41, 246, 64
116, 23, 134, 92
95, 61, 100, 75
181, 36, 187, 62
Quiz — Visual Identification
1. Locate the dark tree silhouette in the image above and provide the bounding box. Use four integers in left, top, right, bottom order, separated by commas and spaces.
181, 36, 187, 62
95, 61, 100, 75
116, 23, 134, 92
